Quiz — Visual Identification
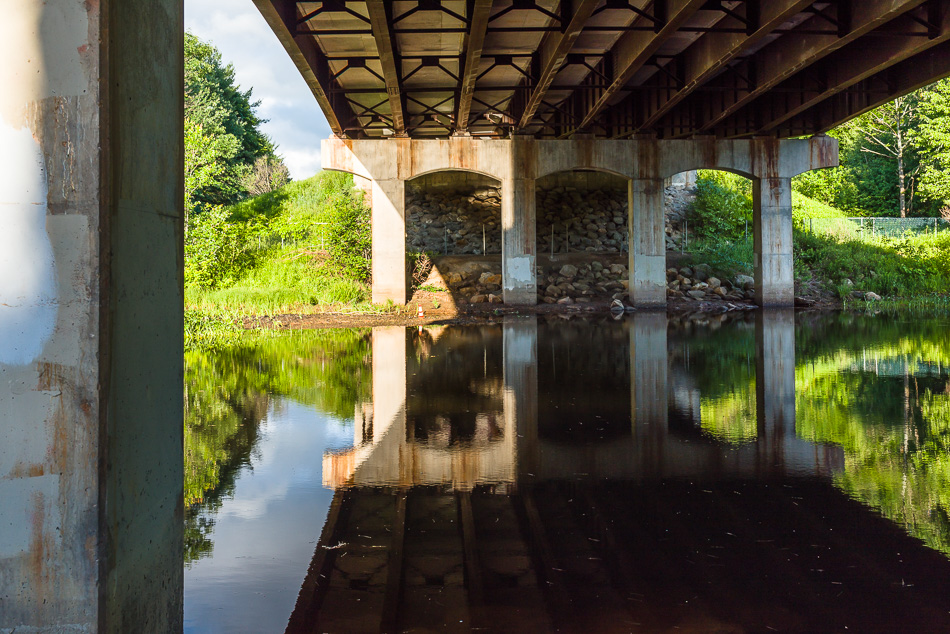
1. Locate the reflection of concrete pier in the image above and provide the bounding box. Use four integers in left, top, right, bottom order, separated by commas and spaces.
325, 316, 842, 490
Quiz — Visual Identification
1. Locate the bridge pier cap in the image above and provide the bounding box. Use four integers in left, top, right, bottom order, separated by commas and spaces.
322, 136, 837, 307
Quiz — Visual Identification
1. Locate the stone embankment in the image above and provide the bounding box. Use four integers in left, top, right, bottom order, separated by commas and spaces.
408, 184, 637, 255
406, 185, 502, 255
409, 179, 772, 309
430, 256, 758, 307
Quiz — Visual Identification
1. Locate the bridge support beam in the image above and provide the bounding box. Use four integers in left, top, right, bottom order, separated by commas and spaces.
371, 178, 408, 305
1, 0, 183, 631
323, 134, 838, 309
503, 136, 538, 305
753, 177, 795, 306
629, 178, 668, 308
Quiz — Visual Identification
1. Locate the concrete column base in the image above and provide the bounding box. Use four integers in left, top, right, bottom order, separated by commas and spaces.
371, 178, 408, 305
753, 177, 794, 307
629, 179, 667, 307
502, 136, 538, 305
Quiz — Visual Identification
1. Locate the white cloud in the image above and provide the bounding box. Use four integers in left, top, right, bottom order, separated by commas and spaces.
184, 0, 332, 180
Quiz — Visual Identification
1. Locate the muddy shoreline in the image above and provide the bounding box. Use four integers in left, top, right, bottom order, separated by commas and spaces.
245, 295, 842, 330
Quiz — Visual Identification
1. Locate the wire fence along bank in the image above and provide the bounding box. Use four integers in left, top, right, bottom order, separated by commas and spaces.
250, 223, 332, 252
804, 217, 950, 241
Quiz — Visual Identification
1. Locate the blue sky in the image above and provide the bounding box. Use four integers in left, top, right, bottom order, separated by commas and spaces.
185, 0, 333, 180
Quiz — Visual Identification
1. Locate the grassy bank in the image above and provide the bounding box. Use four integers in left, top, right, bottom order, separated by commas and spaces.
185, 171, 387, 346
683, 171, 950, 301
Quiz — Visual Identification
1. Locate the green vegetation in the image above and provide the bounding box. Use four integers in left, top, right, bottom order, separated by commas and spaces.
793, 78, 950, 218
183, 33, 376, 324
685, 170, 950, 300
185, 171, 374, 321
184, 328, 372, 563
184, 33, 288, 217
684, 314, 950, 556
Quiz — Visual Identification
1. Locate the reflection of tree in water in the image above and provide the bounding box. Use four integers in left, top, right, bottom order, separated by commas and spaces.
184, 329, 373, 564
679, 311, 950, 556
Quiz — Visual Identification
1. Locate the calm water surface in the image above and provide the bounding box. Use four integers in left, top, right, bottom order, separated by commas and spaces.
183, 312, 950, 633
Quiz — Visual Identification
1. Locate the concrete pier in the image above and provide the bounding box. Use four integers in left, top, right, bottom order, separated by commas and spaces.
502, 137, 538, 304
1, 1, 183, 631
629, 179, 668, 307
754, 178, 795, 306
371, 178, 408, 305
323, 135, 838, 308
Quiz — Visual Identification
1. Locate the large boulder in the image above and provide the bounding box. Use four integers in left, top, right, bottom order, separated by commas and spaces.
559, 264, 579, 278
735, 274, 754, 290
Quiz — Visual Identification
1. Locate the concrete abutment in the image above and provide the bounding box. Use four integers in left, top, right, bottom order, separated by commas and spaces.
323, 135, 838, 308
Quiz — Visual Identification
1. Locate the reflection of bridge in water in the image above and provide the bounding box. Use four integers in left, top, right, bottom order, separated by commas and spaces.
324, 311, 841, 491
289, 312, 950, 633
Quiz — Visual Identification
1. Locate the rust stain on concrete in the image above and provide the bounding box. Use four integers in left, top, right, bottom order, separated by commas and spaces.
28, 491, 52, 601
6, 462, 46, 478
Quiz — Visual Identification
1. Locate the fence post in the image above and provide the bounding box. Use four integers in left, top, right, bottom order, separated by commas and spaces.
809, 218, 813, 234
871, 218, 875, 237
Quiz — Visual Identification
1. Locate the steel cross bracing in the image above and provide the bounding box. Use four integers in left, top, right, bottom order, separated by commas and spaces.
254, 0, 950, 139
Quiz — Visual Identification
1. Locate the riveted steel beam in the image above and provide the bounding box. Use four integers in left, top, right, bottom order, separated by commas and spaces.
252, 0, 347, 135
744, 6, 950, 135
574, 0, 707, 132
517, 0, 602, 130
682, 0, 929, 134
367, 0, 407, 135
456, 0, 495, 132
627, 0, 813, 133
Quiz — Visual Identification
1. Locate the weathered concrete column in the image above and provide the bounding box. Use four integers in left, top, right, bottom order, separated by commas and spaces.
504, 316, 539, 481
753, 176, 795, 306
1, 1, 183, 631
630, 312, 669, 435
371, 177, 408, 304
502, 136, 537, 305
629, 178, 667, 307
755, 309, 796, 449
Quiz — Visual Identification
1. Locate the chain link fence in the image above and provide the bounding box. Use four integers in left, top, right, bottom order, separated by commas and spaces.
804, 217, 950, 241
248, 222, 332, 252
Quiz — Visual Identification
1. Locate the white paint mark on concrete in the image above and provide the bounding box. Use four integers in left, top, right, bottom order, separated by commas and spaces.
0, 115, 57, 366
506, 256, 533, 284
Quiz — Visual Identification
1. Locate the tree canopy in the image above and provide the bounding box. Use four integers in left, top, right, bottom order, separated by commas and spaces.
794, 79, 950, 218
184, 33, 288, 216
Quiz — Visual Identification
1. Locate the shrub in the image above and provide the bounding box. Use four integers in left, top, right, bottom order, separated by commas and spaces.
690, 172, 753, 241
325, 188, 371, 282
185, 205, 257, 289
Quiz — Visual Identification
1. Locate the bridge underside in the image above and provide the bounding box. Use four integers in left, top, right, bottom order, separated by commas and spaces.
255, 0, 950, 140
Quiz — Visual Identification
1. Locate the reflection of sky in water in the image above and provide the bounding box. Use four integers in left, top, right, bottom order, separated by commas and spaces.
184, 400, 352, 634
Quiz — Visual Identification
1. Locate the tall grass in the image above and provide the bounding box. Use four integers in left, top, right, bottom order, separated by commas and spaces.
186, 171, 375, 316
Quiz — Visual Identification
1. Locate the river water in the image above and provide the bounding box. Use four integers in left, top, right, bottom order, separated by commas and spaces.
183, 311, 950, 633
